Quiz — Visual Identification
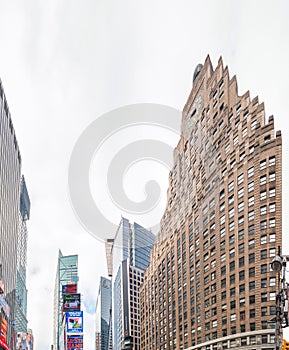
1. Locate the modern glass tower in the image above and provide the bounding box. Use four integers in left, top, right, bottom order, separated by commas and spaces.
140, 55, 282, 350
15, 176, 30, 334
0, 78, 23, 349
53, 251, 78, 350
95, 277, 112, 350
106, 217, 155, 350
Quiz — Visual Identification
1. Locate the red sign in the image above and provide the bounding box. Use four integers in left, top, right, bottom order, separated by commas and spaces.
67, 335, 83, 350
0, 338, 9, 350
62, 284, 77, 294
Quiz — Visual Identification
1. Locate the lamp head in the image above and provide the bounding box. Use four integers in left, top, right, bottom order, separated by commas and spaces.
271, 255, 283, 273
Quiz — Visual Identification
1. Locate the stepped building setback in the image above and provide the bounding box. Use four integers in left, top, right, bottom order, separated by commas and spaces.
140, 56, 282, 350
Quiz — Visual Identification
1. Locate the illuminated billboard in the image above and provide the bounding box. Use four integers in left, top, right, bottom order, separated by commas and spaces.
66, 311, 83, 334
67, 335, 83, 350
63, 294, 81, 311
0, 315, 7, 341
62, 284, 77, 294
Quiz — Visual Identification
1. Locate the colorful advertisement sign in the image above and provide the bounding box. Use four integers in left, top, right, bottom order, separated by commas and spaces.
0, 316, 7, 341
63, 294, 81, 311
66, 311, 83, 333
62, 284, 77, 294
0, 338, 9, 350
67, 335, 83, 350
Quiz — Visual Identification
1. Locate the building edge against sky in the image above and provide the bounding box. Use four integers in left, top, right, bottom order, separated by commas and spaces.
105, 217, 155, 350
53, 250, 79, 350
95, 276, 112, 350
141, 55, 282, 350
0, 78, 33, 350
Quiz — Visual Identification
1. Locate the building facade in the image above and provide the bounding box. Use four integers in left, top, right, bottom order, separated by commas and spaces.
15, 176, 30, 334
140, 56, 282, 350
95, 277, 112, 350
0, 78, 24, 349
53, 251, 79, 350
106, 217, 155, 350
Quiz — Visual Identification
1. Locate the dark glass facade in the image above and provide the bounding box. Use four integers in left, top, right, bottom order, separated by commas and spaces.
95, 277, 112, 350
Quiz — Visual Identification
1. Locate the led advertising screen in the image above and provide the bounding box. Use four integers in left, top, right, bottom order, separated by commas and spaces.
62, 284, 77, 294
63, 294, 81, 311
66, 311, 83, 333
67, 335, 83, 350
0, 315, 7, 341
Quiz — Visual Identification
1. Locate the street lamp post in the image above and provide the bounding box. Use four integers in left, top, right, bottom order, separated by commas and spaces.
271, 248, 289, 350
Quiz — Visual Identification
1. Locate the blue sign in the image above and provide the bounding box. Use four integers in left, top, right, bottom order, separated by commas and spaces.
66, 311, 83, 333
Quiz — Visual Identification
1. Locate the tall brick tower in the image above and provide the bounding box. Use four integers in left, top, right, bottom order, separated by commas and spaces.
140, 55, 282, 350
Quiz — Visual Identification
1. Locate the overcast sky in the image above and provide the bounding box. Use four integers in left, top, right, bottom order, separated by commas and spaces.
1, 1, 289, 349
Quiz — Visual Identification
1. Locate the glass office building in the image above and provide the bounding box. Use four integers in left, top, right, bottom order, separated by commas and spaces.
106, 217, 155, 350
95, 277, 112, 350
15, 176, 30, 333
53, 251, 78, 350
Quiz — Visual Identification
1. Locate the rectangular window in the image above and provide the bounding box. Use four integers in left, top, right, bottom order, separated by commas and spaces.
229, 221, 235, 232
260, 220, 267, 230
248, 181, 254, 192
228, 195, 234, 205
228, 181, 234, 192
248, 210, 254, 221
248, 224, 254, 234
261, 293, 267, 302
239, 298, 245, 307
238, 188, 244, 198
238, 202, 244, 212
249, 253, 255, 263
260, 205, 267, 215
261, 278, 267, 288
269, 218, 276, 228
239, 270, 245, 280
238, 229, 244, 240
269, 156, 276, 166
260, 160, 267, 170
269, 173, 276, 182
249, 267, 255, 277
261, 250, 267, 259
239, 243, 244, 253
260, 175, 267, 185
269, 203, 276, 212
238, 216, 244, 226
260, 191, 266, 200
251, 120, 257, 130
248, 196, 254, 206
248, 167, 254, 178
269, 188, 276, 197
261, 235, 267, 244
239, 284, 245, 293
249, 281, 255, 290
220, 215, 225, 225
269, 233, 276, 242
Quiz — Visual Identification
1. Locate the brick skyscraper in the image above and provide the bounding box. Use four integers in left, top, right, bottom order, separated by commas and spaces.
140, 55, 282, 350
